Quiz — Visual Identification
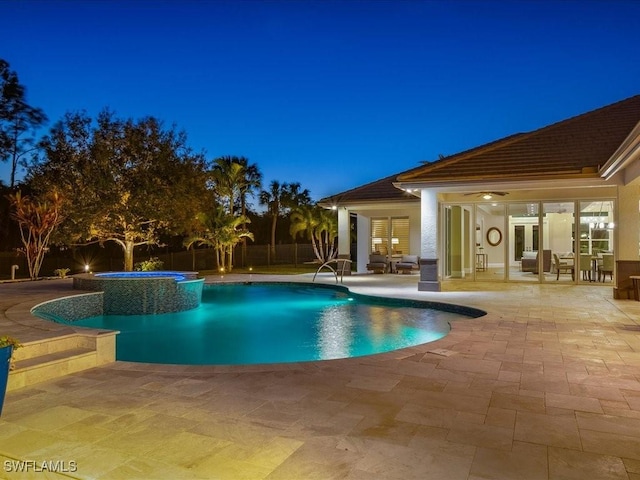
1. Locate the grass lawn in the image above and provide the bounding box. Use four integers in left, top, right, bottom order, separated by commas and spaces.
199, 264, 322, 275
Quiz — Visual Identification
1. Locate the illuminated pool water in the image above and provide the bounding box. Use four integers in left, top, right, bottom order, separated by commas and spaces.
60, 283, 483, 365
95, 271, 191, 281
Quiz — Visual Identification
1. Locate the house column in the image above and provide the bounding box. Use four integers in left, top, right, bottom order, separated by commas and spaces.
357, 215, 370, 273
337, 207, 352, 274
616, 183, 640, 259
419, 189, 441, 291
614, 183, 640, 298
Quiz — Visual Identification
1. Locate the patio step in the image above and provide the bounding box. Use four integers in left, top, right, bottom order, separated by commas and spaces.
6, 331, 118, 392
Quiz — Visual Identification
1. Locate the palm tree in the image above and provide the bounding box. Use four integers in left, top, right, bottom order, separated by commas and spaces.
235, 158, 262, 267
235, 158, 262, 218
210, 156, 262, 267
210, 156, 245, 216
184, 205, 253, 271
290, 204, 338, 263
259, 180, 311, 259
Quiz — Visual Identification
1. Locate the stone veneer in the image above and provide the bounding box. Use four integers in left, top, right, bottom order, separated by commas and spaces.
72, 273, 204, 316
32, 292, 104, 322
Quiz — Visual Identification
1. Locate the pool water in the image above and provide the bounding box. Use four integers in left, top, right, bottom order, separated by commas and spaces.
95, 271, 189, 281
70, 283, 461, 365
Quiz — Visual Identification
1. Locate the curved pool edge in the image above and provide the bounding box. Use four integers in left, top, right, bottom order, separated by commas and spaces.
29, 278, 487, 369
204, 280, 487, 319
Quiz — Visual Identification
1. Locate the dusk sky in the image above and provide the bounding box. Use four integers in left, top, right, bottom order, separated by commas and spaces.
2, 0, 639, 200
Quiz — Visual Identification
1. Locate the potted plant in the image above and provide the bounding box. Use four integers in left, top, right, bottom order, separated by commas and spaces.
0, 336, 21, 416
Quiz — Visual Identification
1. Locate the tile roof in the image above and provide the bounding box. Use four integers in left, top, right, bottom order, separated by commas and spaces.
318, 170, 421, 206
398, 95, 640, 183
319, 95, 640, 205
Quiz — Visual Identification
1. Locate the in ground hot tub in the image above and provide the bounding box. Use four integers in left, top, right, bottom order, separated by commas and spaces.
73, 271, 204, 315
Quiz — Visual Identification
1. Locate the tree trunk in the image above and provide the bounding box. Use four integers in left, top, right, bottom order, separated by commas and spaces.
124, 240, 134, 271
10, 127, 18, 189
270, 215, 277, 260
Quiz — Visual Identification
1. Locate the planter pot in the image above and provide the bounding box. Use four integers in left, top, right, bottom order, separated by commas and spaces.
0, 345, 12, 417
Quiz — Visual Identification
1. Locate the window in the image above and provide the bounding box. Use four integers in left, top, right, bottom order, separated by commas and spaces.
371, 217, 409, 255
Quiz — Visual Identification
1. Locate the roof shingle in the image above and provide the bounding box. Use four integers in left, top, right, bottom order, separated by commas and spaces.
319, 95, 640, 205
398, 95, 640, 183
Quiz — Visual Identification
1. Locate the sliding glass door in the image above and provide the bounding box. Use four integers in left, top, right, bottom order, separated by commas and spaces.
442, 199, 614, 284
508, 203, 540, 282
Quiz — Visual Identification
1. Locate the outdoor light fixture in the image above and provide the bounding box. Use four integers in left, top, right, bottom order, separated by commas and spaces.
331, 205, 337, 210
465, 191, 508, 200
84, 264, 90, 273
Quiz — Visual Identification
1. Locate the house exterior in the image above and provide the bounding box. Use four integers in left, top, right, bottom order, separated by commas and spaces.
319, 95, 640, 297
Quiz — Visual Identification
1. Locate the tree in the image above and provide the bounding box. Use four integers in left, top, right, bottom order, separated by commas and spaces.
184, 205, 254, 271
30, 110, 208, 271
210, 156, 245, 216
259, 181, 311, 259
290, 204, 338, 263
0, 59, 47, 188
209, 156, 262, 268
8, 190, 63, 279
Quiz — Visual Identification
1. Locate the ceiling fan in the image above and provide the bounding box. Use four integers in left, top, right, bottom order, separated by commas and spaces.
463, 192, 509, 200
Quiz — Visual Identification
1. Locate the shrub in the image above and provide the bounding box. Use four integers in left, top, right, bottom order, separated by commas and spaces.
134, 257, 164, 272
53, 268, 70, 278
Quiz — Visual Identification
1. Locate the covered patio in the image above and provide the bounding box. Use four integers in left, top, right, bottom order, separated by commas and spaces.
321, 95, 640, 296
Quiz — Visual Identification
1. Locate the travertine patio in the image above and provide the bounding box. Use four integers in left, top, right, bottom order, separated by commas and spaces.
1, 274, 640, 479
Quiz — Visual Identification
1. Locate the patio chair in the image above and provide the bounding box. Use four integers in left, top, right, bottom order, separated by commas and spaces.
395, 255, 420, 274
366, 254, 388, 274
554, 253, 574, 280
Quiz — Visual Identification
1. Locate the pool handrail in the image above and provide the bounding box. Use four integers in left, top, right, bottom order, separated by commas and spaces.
312, 258, 353, 284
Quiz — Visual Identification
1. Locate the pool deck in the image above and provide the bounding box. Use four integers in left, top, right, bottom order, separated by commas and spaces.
1, 273, 640, 479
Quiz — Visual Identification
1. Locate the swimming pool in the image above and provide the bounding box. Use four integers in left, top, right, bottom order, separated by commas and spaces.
56, 283, 483, 366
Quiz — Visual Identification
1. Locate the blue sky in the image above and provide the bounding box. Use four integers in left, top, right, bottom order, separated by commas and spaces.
1, 0, 639, 200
